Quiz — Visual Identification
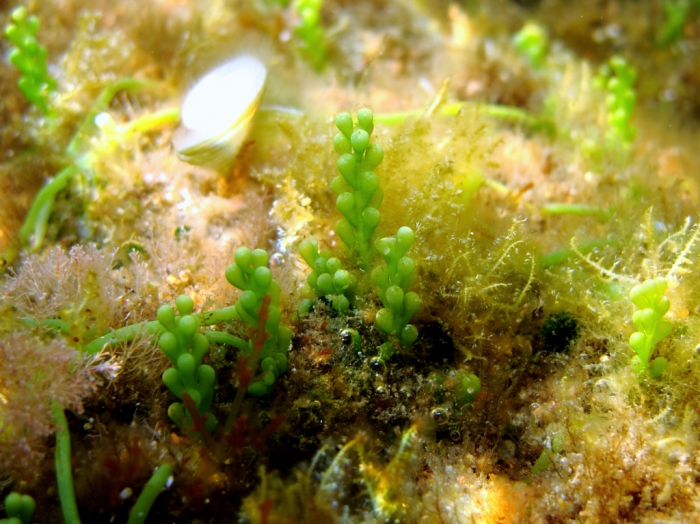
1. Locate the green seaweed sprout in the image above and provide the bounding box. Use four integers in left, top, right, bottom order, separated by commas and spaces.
298, 109, 421, 360
629, 277, 672, 377
531, 434, 564, 475
513, 22, 548, 68
332, 109, 385, 267
158, 295, 218, 434
0, 492, 35, 524
568, 211, 700, 377
595, 55, 637, 149
656, 0, 695, 47
78, 243, 295, 465
457, 373, 481, 407
372, 227, 421, 360
4, 6, 57, 116
84, 247, 292, 399
225, 247, 293, 396
293, 0, 327, 71
126, 464, 173, 524
298, 237, 356, 314
298, 108, 384, 307
81, 263, 292, 469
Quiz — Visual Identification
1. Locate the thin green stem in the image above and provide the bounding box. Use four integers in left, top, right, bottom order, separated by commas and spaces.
539, 239, 614, 268
17, 316, 72, 334
121, 107, 180, 136
373, 101, 554, 134
43, 318, 71, 333
1, 164, 78, 270
541, 203, 611, 222
82, 320, 163, 355
199, 305, 239, 326
224, 295, 271, 434
50, 402, 81, 524
17, 165, 78, 251
83, 305, 241, 354
126, 464, 172, 524
204, 330, 248, 352
66, 78, 159, 158
482, 178, 511, 196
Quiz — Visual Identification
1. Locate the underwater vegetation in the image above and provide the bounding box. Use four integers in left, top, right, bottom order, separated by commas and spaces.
1, 0, 700, 523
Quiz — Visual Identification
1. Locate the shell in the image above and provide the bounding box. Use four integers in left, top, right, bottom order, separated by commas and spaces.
175, 54, 267, 170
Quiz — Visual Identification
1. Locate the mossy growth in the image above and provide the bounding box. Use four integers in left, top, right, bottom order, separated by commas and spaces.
3, 1, 700, 522
540, 312, 580, 353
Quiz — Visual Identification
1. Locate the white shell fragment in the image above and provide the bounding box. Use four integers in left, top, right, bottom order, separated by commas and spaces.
175, 55, 267, 170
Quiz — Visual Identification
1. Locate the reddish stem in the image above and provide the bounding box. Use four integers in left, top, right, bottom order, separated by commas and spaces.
224, 295, 271, 434
182, 391, 217, 449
